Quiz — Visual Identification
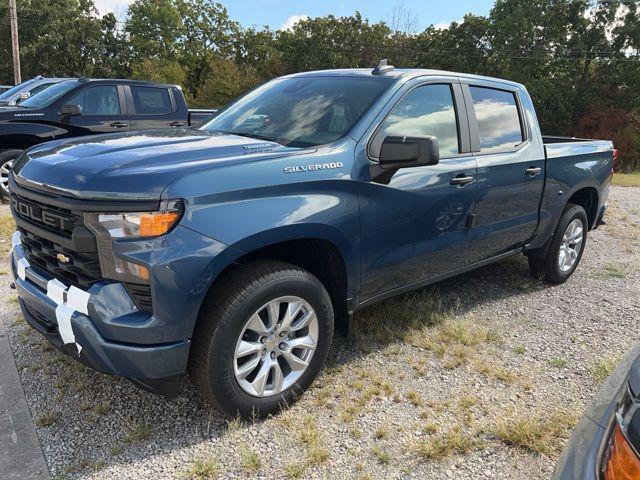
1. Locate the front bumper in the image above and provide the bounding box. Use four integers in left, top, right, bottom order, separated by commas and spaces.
10, 231, 190, 395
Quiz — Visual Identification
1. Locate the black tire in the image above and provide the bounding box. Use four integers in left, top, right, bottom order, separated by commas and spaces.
0, 149, 23, 200
188, 260, 334, 418
528, 203, 588, 284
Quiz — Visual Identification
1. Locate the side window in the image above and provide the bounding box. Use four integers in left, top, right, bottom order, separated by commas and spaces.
131, 86, 173, 115
375, 84, 459, 158
469, 86, 524, 153
68, 86, 121, 116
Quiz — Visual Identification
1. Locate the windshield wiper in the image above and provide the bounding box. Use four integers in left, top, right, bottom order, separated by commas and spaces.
222, 131, 283, 145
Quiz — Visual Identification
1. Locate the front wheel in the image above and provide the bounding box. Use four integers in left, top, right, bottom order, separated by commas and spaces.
528, 203, 588, 284
0, 149, 23, 199
189, 260, 334, 418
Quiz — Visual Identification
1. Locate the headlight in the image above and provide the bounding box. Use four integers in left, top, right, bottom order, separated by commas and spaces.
84, 200, 183, 283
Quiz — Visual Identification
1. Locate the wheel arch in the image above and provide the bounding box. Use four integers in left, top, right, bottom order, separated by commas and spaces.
198, 225, 359, 336
566, 186, 599, 229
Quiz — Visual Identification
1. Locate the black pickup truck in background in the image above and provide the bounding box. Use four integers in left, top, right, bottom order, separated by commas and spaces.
0, 78, 217, 197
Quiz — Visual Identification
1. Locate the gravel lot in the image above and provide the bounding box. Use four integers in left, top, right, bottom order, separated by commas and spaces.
2, 186, 639, 480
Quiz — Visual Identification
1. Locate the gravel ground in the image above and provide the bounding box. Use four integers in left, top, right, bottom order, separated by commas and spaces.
2, 186, 639, 480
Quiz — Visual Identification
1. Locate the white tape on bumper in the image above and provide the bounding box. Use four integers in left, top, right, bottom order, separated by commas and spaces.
55, 303, 81, 353
17, 258, 29, 281
46, 279, 67, 305
67, 286, 90, 316
12, 231, 21, 248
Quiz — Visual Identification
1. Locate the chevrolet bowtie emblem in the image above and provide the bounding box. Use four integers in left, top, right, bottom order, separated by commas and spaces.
56, 252, 70, 263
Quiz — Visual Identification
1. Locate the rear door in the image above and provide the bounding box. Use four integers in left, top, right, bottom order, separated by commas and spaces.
59, 84, 130, 134
463, 81, 545, 259
358, 79, 479, 300
126, 85, 185, 131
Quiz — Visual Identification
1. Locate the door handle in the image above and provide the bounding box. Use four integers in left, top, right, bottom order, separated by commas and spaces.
170, 121, 186, 127
525, 166, 542, 177
110, 122, 128, 128
450, 175, 475, 186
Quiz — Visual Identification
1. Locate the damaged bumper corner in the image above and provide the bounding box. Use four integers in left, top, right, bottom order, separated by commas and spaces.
9, 231, 189, 396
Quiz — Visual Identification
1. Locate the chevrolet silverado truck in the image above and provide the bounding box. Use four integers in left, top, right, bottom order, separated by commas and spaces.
0, 78, 217, 197
8, 63, 615, 417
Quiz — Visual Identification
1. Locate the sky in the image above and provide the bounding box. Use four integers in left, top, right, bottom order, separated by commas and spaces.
94, 0, 494, 31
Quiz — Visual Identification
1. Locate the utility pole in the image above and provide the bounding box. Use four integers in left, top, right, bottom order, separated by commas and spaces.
8, 0, 21, 85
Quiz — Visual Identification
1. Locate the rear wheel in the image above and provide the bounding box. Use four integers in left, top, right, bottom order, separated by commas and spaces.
0, 149, 23, 199
189, 260, 334, 418
528, 203, 588, 284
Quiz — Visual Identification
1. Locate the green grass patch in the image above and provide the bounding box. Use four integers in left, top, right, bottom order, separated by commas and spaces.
180, 456, 218, 479
493, 409, 579, 455
612, 172, 640, 187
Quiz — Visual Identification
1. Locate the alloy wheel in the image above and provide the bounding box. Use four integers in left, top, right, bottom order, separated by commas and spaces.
233, 296, 318, 397
558, 218, 584, 272
0, 159, 13, 194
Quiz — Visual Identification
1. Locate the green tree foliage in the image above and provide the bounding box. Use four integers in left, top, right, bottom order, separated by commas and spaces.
0, 0, 127, 80
0, 0, 638, 169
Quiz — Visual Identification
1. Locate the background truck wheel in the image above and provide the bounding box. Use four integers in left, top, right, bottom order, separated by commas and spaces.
0, 149, 23, 199
189, 260, 334, 418
528, 203, 588, 284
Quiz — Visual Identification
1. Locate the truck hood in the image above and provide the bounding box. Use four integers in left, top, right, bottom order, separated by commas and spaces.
13, 129, 302, 200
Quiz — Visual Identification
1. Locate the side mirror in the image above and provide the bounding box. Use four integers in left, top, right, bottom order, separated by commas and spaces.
379, 135, 439, 169
60, 104, 82, 117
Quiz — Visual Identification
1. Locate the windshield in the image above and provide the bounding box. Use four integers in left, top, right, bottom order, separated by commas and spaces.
20, 80, 79, 109
0, 78, 37, 102
202, 76, 392, 147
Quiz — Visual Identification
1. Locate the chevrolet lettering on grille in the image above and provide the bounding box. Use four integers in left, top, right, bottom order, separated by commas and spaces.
12, 198, 74, 232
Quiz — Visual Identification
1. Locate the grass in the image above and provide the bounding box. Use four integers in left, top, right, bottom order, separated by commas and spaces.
35, 411, 57, 428
549, 357, 569, 368
352, 289, 451, 348
599, 262, 628, 279
413, 426, 482, 460
240, 446, 261, 473
372, 445, 391, 465
612, 172, 640, 187
180, 457, 218, 479
122, 422, 153, 444
591, 357, 620, 383
0, 215, 15, 255
283, 414, 330, 477
493, 409, 579, 455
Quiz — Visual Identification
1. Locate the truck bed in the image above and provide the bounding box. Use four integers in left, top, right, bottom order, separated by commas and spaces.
543, 136, 613, 160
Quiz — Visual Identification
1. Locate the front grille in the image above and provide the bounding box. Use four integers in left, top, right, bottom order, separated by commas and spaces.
11, 193, 78, 237
11, 190, 153, 311
19, 228, 101, 289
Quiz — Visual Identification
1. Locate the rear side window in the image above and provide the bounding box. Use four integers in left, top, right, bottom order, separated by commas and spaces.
469, 86, 523, 153
131, 87, 173, 115
375, 84, 459, 157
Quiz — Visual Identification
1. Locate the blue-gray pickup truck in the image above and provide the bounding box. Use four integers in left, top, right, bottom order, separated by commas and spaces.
8, 62, 615, 417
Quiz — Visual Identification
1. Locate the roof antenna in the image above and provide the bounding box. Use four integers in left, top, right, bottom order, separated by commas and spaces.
372, 59, 394, 75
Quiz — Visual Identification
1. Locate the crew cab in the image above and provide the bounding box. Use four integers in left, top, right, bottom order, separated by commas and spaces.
0, 78, 217, 196
8, 63, 614, 418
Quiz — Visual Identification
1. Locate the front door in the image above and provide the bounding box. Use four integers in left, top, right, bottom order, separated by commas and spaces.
358, 82, 479, 301
59, 84, 130, 136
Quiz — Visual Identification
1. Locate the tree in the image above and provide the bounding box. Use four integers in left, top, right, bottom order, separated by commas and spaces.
0, 0, 127, 83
